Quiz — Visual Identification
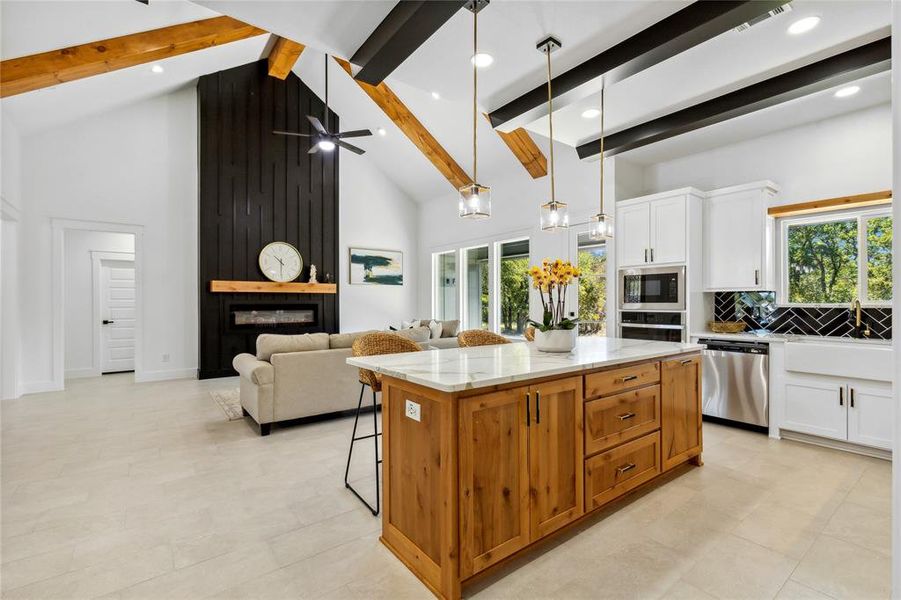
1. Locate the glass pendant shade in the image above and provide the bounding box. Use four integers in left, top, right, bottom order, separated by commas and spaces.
458, 183, 491, 219
588, 212, 614, 240
540, 200, 569, 231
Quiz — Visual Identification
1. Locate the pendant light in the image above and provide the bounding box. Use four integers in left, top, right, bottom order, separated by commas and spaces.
588, 87, 614, 240
538, 37, 568, 232
459, 1, 490, 220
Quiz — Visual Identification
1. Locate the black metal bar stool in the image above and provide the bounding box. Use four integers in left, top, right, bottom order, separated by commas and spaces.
345, 332, 421, 515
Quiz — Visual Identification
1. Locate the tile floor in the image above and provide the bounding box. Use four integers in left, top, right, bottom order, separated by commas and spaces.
1, 374, 892, 599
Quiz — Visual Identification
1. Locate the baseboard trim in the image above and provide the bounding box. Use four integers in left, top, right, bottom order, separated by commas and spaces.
135, 369, 198, 383
20, 380, 64, 395
780, 429, 892, 461
65, 368, 100, 380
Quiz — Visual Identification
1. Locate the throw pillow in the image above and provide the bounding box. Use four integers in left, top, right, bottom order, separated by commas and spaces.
427, 320, 443, 340
440, 319, 460, 338
256, 333, 330, 361
401, 319, 420, 329
394, 326, 431, 343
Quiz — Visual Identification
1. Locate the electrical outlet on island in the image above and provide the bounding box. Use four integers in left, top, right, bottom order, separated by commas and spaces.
405, 399, 421, 422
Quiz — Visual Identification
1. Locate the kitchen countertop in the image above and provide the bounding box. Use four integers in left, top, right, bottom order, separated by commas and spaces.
691, 331, 892, 346
347, 337, 703, 393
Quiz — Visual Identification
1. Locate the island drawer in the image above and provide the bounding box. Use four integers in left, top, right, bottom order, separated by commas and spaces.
584, 385, 660, 456
584, 362, 660, 399
585, 431, 661, 510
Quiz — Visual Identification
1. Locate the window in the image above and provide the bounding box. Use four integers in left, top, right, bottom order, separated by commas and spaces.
433, 251, 457, 320
782, 209, 892, 305
464, 246, 489, 329
498, 239, 530, 336
577, 233, 607, 336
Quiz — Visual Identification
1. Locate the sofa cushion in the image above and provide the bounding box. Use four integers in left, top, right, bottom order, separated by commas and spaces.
329, 330, 377, 349
233, 353, 275, 385
394, 326, 431, 343
440, 319, 460, 338
256, 333, 329, 361
429, 337, 459, 350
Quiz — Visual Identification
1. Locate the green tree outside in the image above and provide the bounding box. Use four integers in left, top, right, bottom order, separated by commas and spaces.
578, 246, 607, 336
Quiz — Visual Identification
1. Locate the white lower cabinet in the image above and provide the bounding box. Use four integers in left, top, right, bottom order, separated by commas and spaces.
783, 372, 892, 451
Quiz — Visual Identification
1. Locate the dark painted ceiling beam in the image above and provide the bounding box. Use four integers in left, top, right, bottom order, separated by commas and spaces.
576, 36, 891, 159
488, 0, 787, 131
350, 0, 467, 85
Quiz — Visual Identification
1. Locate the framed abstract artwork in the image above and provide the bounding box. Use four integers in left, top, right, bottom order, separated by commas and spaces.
349, 248, 403, 285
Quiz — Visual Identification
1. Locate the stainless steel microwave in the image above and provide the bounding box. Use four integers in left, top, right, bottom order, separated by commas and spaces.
619, 266, 686, 311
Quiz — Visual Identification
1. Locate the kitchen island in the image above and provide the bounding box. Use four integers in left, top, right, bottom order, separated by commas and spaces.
347, 337, 703, 599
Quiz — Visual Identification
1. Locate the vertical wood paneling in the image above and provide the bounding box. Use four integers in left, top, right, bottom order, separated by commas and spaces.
199, 60, 340, 379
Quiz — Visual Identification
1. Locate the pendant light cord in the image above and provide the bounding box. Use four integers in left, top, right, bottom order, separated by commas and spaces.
546, 47, 555, 203
599, 87, 605, 213
472, 9, 478, 185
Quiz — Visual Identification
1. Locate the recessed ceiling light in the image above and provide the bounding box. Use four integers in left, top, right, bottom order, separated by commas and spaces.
431, 91, 441, 100
581, 108, 601, 119
787, 16, 820, 35
150, 64, 164, 74
377, 127, 387, 136
834, 85, 860, 98
471, 53, 494, 68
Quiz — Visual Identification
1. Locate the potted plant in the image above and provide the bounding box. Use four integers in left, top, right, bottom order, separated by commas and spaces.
527, 259, 581, 352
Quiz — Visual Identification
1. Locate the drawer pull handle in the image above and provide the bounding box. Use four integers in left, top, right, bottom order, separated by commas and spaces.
618, 412, 636, 421
616, 463, 636, 474
620, 375, 639, 383
680, 359, 693, 365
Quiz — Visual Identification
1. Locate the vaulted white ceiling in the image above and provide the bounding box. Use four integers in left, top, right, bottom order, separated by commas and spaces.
0, 0, 892, 203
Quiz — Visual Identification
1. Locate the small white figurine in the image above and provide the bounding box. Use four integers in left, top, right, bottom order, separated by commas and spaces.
309, 264, 318, 284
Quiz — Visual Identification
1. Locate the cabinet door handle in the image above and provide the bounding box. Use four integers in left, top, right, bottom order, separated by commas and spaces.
616, 463, 636, 474
850, 388, 855, 408
839, 387, 844, 406
644, 249, 648, 263
620, 375, 638, 383
525, 392, 530, 426
650, 248, 654, 262
754, 269, 760, 285
535, 390, 541, 424
618, 412, 636, 421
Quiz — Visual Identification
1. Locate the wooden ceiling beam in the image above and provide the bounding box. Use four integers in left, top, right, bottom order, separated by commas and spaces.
767, 191, 892, 218
0, 16, 266, 98
334, 57, 471, 191
484, 114, 547, 178
267, 36, 305, 80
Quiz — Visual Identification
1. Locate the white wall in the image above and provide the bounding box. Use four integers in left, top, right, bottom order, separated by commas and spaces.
19, 87, 198, 389
339, 151, 419, 331
1, 109, 23, 399
64, 230, 134, 378
642, 104, 893, 205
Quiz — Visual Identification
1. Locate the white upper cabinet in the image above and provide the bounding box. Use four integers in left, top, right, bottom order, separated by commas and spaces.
703, 181, 778, 291
616, 189, 694, 268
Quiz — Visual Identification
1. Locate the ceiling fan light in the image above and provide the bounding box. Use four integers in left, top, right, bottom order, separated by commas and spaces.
317, 139, 336, 151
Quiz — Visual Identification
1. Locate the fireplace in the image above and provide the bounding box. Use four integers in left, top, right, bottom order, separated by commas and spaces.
228, 303, 318, 333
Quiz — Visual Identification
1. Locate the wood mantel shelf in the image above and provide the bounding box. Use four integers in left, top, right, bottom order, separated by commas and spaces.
209, 280, 337, 294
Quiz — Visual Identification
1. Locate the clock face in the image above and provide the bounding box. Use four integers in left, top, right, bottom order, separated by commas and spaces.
259, 242, 303, 282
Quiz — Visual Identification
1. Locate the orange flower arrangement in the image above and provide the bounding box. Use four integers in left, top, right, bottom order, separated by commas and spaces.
528, 258, 581, 331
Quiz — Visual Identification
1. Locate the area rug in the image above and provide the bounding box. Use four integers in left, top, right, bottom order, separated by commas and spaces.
211, 389, 243, 421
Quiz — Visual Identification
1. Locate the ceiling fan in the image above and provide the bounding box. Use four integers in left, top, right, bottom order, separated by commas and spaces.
273, 54, 372, 155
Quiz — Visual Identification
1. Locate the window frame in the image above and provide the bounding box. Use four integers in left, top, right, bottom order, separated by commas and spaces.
777, 207, 892, 307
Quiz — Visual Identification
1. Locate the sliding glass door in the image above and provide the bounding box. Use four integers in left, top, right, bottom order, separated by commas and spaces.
577, 232, 607, 336
498, 239, 530, 336
463, 246, 489, 330
433, 251, 458, 321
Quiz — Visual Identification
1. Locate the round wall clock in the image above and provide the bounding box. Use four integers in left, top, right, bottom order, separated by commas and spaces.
259, 242, 303, 282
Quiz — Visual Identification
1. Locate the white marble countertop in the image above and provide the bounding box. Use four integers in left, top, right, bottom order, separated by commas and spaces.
346, 337, 703, 393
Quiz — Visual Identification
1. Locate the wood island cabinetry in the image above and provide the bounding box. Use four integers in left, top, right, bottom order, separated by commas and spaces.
351, 343, 702, 600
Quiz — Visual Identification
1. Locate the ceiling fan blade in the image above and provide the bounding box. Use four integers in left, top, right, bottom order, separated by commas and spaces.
308, 143, 320, 154
273, 130, 314, 137
307, 115, 327, 134
336, 140, 366, 155
335, 129, 372, 139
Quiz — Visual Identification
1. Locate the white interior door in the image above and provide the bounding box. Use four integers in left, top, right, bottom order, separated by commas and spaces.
100, 260, 135, 373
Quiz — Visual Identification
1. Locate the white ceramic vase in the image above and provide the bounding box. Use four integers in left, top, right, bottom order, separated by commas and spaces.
533, 328, 577, 353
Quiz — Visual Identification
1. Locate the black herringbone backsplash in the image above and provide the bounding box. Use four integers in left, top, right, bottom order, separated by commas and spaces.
713, 292, 892, 340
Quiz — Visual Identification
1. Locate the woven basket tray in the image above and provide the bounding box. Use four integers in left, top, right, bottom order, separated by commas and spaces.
708, 321, 747, 334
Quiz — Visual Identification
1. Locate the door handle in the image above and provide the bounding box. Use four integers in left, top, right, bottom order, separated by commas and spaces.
102, 319, 115, 325
535, 390, 541, 424
525, 392, 530, 426
850, 388, 855, 408
839, 387, 844, 406
616, 463, 636, 475
617, 412, 636, 421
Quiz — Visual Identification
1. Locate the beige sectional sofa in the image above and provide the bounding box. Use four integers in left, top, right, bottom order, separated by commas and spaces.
233, 327, 458, 435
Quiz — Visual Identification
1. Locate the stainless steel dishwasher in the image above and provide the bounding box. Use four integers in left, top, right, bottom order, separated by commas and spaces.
698, 338, 769, 430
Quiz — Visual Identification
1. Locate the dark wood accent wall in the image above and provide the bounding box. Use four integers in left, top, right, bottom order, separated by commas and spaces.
198, 60, 339, 379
